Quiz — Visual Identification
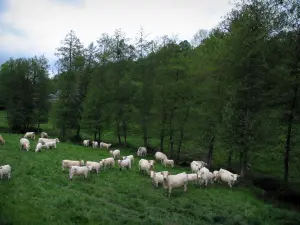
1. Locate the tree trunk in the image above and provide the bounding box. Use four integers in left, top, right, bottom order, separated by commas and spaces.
177, 129, 184, 161
239, 151, 243, 174
142, 111, 148, 147
160, 131, 165, 152
240, 158, 245, 177
142, 110, 148, 147
160, 112, 167, 152
141, 66, 148, 148
143, 125, 148, 148
76, 125, 81, 137
284, 86, 298, 185
207, 135, 215, 167
169, 66, 179, 158
61, 126, 65, 140
227, 149, 233, 168
37, 120, 40, 133
94, 131, 97, 141
169, 129, 174, 159
123, 120, 127, 146
168, 109, 174, 158
241, 149, 248, 178
177, 107, 190, 160
241, 106, 252, 177
98, 127, 101, 142
117, 118, 121, 144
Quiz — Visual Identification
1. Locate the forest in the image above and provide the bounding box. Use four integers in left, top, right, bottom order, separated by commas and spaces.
0, 0, 299, 191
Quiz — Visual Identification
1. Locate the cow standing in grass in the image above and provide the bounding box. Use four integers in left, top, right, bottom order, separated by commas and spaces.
0, 135, 5, 145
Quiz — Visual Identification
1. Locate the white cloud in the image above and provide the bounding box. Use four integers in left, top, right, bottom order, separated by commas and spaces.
0, 0, 234, 68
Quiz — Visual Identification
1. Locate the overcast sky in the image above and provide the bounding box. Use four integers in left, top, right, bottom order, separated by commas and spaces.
0, 0, 234, 75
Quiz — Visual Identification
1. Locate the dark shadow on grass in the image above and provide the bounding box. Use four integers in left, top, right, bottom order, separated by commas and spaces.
253, 176, 300, 210
162, 189, 188, 198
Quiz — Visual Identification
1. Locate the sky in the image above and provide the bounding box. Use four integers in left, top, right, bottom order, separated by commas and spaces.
0, 0, 234, 76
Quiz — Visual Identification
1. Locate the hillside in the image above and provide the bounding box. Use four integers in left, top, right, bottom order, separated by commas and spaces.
0, 133, 300, 225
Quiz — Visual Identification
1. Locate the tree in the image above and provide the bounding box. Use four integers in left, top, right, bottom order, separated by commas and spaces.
0, 56, 50, 131
82, 66, 110, 141
134, 27, 153, 147
74, 42, 97, 138
272, 0, 300, 184
54, 30, 84, 139
152, 36, 173, 152
30, 55, 51, 132
191, 29, 209, 48
174, 40, 195, 160
189, 29, 229, 167
223, 0, 277, 176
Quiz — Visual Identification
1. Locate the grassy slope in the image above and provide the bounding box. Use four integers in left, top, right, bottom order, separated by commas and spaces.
1, 110, 300, 224
0, 135, 300, 225
1, 109, 300, 182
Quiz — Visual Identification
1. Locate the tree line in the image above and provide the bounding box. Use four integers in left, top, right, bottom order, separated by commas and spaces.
0, 0, 299, 182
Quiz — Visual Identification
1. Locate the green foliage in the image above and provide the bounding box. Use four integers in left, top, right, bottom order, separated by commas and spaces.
0, 56, 50, 130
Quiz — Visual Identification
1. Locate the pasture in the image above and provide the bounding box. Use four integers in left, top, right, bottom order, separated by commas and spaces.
0, 134, 300, 225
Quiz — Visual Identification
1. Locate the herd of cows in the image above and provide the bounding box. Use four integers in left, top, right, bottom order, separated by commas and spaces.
0, 132, 240, 197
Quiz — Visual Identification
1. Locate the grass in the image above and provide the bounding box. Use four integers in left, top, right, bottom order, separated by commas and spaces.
0, 134, 300, 225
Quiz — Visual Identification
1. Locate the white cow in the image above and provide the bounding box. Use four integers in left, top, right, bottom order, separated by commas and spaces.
191, 162, 201, 173
92, 141, 98, 149
101, 157, 115, 169
40, 132, 48, 138
163, 159, 174, 168
69, 166, 89, 180
198, 167, 210, 185
0, 165, 11, 179
199, 170, 215, 186
20, 138, 30, 151
217, 168, 240, 188
154, 151, 168, 164
187, 173, 200, 184
150, 170, 169, 187
0, 135, 5, 145
100, 142, 112, 150
62, 160, 85, 171
83, 140, 90, 147
24, 132, 35, 140
190, 161, 207, 173
38, 138, 60, 144
122, 155, 134, 164
117, 158, 131, 170
213, 170, 220, 182
35, 143, 43, 153
139, 159, 155, 175
191, 161, 207, 170
109, 149, 120, 159
44, 141, 56, 149
137, 147, 147, 157
86, 161, 103, 174
161, 171, 189, 197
